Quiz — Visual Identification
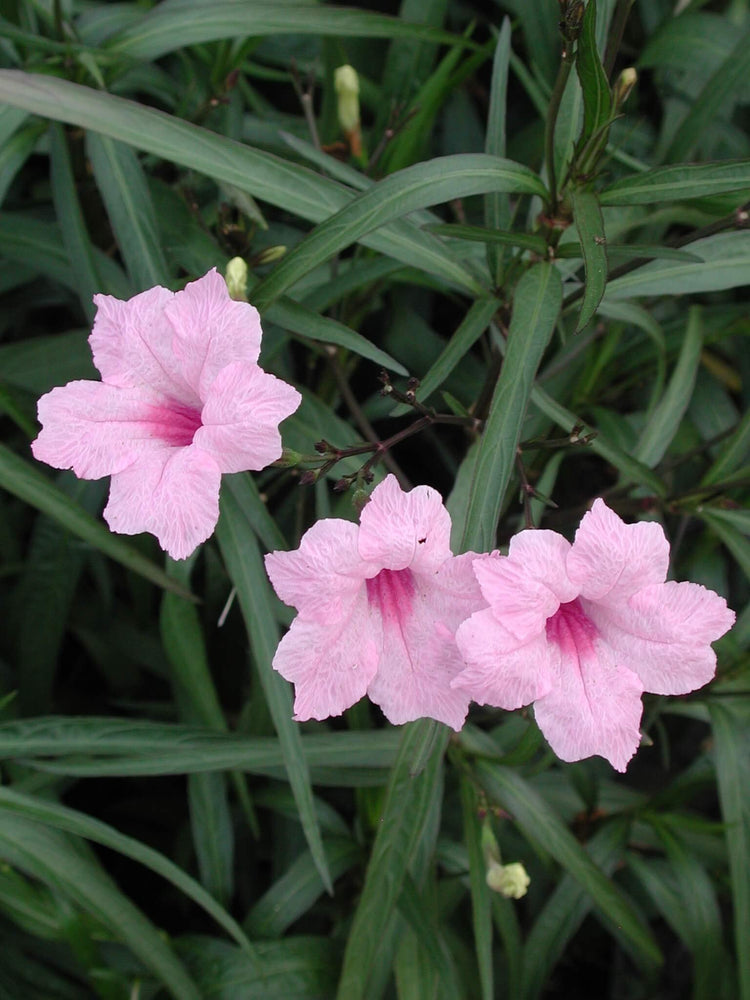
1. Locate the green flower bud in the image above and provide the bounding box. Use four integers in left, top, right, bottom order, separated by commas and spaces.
225, 257, 248, 301
486, 861, 530, 899
334, 65, 360, 133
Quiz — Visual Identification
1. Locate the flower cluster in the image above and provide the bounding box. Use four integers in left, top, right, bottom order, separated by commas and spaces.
32, 269, 301, 559
31, 269, 735, 771
266, 483, 734, 771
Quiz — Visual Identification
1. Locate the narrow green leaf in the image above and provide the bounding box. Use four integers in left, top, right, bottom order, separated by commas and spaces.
461, 264, 562, 552
521, 819, 631, 999
570, 187, 608, 331
0, 119, 43, 205
246, 839, 361, 939
425, 222, 547, 254
701, 406, 750, 486
0, 788, 254, 954
0, 816, 202, 1000
477, 763, 661, 967
0, 70, 480, 293
107, 2, 475, 61
0, 444, 195, 599
635, 306, 702, 467
575, 0, 612, 145
222, 473, 287, 553
601, 160, 750, 205
604, 231, 750, 300
215, 487, 332, 893
86, 133, 170, 290
265, 295, 408, 375
396, 874, 463, 998
390, 296, 500, 417
336, 720, 449, 999
485, 17, 512, 283
709, 699, 750, 1000
460, 777, 494, 1000
666, 26, 750, 163
49, 124, 102, 321
701, 514, 750, 585
251, 155, 547, 311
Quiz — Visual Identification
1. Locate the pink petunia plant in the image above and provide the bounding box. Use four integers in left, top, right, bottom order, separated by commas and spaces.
32, 269, 301, 559
264, 474, 485, 730
452, 499, 735, 771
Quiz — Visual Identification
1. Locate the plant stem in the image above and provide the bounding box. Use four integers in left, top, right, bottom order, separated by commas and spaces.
604, 0, 635, 79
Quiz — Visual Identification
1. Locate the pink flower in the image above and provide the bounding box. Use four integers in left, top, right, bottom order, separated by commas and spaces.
453, 500, 735, 771
264, 475, 484, 730
31, 269, 301, 559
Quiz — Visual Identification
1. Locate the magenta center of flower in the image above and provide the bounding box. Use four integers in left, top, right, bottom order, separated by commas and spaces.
545, 598, 598, 660
366, 568, 415, 627
145, 402, 203, 447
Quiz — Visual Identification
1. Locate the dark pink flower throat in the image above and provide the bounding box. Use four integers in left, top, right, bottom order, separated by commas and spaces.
366, 568, 415, 626
546, 598, 598, 659
146, 401, 203, 447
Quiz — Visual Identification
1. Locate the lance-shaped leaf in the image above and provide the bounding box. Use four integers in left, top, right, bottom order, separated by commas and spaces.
570, 186, 608, 331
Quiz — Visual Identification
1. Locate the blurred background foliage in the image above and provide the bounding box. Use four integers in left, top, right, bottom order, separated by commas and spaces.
0, 0, 749, 997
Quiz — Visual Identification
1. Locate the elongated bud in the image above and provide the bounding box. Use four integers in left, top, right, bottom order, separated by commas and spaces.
334, 65, 362, 158
486, 860, 530, 899
275, 448, 303, 468
253, 245, 287, 266
225, 257, 248, 301
613, 67, 637, 110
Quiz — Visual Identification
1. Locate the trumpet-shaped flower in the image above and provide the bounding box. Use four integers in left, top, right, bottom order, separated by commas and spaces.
453, 500, 735, 771
32, 269, 301, 559
264, 475, 484, 729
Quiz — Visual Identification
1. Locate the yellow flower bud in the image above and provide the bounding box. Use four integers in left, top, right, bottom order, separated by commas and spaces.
613, 67, 637, 110
486, 861, 530, 899
225, 257, 248, 301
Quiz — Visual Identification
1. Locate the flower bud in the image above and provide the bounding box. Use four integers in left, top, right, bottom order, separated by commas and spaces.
486, 860, 530, 899
254, 245, 287, 266
613, 67, 637, 110
334, 65, 360, 132
225, 257, 248, 301
334, 65, 362, 158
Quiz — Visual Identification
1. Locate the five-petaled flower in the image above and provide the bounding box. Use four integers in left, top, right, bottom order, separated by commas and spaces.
452, 500, 735, 771
264, 474, 484, 730
32, 269, 301, 559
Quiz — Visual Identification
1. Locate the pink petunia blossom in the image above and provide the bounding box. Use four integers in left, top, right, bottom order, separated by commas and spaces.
264, 475, 484, 730
32, 269, 301, 559
453, 500, 735, 771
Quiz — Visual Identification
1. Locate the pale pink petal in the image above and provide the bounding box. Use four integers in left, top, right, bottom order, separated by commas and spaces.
32, 381, 200, 478
90, 286, 197, 403
586, 581, 735, 695
533, 638, 644, 772
104, 446, 221, 560
195, 362, 301, 473
358, 475, 452, 573
365, 556, 481, 729
566, 499, 670, 605
454, 608, 555, 709
265, 519, 372, 625
473, 532, 578, 642
272, 591, 379, 721
165, 269, 263, 400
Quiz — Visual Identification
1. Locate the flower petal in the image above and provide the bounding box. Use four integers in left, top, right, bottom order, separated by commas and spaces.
587, 580, 735, 695
32, 381, 195, 478
265, 519, 371, 625
165, 269, 263, 400
104, 446, 221, 560
358, 475, 452, 573
272, 592, 378, 721
566, 499, 669, 605
474, 532, 578, 642
90, 285, 195, 401
366, 553, 484, 730
533, 638, 644, 772
195, 362, 301, 473
454, 607, 555, 710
